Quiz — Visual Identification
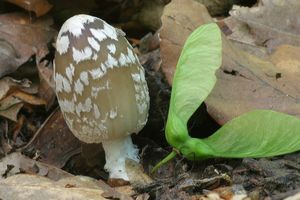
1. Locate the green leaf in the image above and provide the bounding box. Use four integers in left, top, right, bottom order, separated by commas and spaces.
170, 23, 222, 124
164, 22, 300, 162
204, 110, 300, 158
166, 23, 222, 149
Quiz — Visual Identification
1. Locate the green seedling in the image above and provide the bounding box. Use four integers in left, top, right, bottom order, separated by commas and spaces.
152, 23, 300, 172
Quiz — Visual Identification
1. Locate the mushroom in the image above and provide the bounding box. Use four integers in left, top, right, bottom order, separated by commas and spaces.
54, 14, 149, 181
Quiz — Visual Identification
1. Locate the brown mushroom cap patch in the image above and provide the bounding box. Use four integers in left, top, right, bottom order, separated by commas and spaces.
54, 15, 149, 143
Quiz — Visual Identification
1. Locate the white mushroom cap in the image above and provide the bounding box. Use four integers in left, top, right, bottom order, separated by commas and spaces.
54, 14, 150, 144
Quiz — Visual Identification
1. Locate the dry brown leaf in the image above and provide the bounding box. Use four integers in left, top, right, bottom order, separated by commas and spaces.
0, 103, 23, 122
285, 193, 300, 200
221, 16, 269, 59
0, 174, 132, 200
0, 12, 54, 27
37, 60, 56, 110
160, 0, 213, 85
229, 0, 300, 52
0, 76, 40, 121
205, 41, 300, 124
0, 12, 56, 78
5, 0, 53, 17
0, 77, 31, 100
0, 13, 56, 109
114, 186, 136, 198
270, 45, 300, 72
0, 90, 45, 121
189, 185, 249, 200
12, 90, 46, 106
0, 152, 72, 181
125, 159, 153, 187
21, 108, 81, 168
0, 152, 132, 199
212, 185, 248, 200
0, 95, 22, 112
0, 40, 22, 77
136, 193, 150, 200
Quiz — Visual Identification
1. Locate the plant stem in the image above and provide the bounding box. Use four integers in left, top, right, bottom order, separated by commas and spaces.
151, 150, 177, 173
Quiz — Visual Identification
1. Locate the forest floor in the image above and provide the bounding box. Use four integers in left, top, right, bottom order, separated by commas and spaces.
0, 0, 299, 199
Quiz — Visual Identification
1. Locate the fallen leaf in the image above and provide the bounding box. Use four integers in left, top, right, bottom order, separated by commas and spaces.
0, 174, 131, 200
12, 90, 46, 106
285, 192, 300, 200
21, 108, 81, 168
0, 155, 132, 200
0, 152, 72, 181
0, 76, 42, 121
5, 0, 53, 17
0, 12, 32, 24
0, 12, 54, 27
0, 77, 31, 101
229, 0, 300, 52
178, 173, 232, 192
0, 103, 23, 122
270, 45, 300, 74
220, 16, 268, 58
205, 42, 300, 124
0, 95, 22, 112
212, 185, 248, 200
188, 185, 253, 200
136, 193, 150, 200
114, 185, 136, 198
125, 159, 153, 187
0, 12, 56, 78
0, 40, 22, 77
37, 60, 56, 110
0, 13, 56, 109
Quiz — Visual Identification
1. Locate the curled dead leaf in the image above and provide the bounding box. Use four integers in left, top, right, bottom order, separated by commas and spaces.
0, 103, 23, 122
0, 95, 22, 112
0, 77, 31, 100
0, 79, 45, 121
12, 90, 46, 106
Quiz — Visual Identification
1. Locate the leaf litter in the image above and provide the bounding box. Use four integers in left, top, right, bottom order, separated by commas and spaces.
0, 0, 300, 199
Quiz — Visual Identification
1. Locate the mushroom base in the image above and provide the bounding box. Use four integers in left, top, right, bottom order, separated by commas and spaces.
102, 135, 139, 181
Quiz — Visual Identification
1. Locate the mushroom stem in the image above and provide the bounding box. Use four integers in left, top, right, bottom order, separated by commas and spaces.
102, 135, 139, 180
